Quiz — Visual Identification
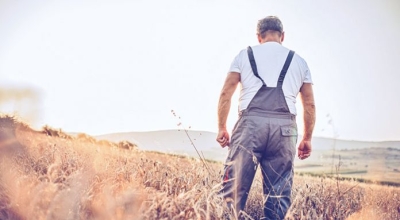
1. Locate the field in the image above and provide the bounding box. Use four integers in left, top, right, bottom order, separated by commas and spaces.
99, 130, 400, 186
0, 116, 399, 219
293, 138, 400, 186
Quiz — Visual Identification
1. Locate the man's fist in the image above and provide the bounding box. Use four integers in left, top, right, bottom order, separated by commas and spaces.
298, 139, 312, 160
216, 129, 230, 148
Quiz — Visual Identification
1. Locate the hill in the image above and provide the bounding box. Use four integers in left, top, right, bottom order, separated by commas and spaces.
97, 130, 226, 162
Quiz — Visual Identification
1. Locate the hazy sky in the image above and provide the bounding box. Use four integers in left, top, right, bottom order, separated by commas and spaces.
1, 0, 399, 141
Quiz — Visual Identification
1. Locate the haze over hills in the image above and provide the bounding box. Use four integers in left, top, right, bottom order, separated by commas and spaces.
97, 130, 228, 162
97, 130, 400, 162
98, 130, 400, 184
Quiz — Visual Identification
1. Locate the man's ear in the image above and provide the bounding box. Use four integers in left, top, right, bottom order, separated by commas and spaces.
257, 34, 262, 43
281, 32, 285, 43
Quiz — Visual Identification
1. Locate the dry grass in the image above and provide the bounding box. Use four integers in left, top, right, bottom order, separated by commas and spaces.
0, 115, 399, 219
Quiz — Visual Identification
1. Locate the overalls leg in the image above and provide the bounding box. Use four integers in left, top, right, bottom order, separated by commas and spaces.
222, 116, 265, 214
260, 117, 297, 219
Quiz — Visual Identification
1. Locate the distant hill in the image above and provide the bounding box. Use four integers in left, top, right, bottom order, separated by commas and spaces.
97, 130, 400, 162
308, 137, 400, 151
97, 130, 228, 162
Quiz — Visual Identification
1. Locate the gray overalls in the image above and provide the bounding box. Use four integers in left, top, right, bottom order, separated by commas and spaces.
222, 46, 298, 219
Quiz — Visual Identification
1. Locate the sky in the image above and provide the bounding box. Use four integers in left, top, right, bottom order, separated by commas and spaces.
0, 0, 399, 141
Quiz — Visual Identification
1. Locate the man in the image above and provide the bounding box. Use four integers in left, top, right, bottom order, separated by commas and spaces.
216, 16, 315, 219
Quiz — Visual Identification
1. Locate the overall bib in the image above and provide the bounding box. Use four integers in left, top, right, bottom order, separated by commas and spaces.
222, 47, 298, 219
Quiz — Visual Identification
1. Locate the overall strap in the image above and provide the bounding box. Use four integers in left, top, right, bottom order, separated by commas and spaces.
277, 50, 295, 87
247, 46, 266, 86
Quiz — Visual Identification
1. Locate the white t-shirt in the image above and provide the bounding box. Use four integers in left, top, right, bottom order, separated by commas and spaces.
228, 42, 313, 115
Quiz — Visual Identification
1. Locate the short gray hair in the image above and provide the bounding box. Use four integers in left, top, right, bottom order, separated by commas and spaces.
257, 16, 283, 38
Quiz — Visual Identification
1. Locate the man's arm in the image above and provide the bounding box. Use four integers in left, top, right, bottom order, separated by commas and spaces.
298, 83, 316, 159
216, 72, 240, 148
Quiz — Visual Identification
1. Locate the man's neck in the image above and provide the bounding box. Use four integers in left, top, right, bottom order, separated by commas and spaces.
260, 40, 282, 44
260, 36, 282, 44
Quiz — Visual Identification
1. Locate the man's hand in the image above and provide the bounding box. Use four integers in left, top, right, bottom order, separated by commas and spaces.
298, 139, 312, 160
216, 129, 230, 148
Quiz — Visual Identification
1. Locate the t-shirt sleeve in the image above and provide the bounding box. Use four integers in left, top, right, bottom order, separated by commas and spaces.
228, 51, 242, 74
302, 59, 313, 84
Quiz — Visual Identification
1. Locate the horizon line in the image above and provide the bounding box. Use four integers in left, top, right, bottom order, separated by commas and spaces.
92, 129, 400, 143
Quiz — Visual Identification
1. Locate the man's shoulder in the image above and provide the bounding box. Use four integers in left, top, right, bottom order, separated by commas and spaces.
237, 47, 249, 56
292, 52, 309, 68
232, 48, 250, 62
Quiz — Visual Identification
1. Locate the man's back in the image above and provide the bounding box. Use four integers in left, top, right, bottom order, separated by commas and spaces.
229, 42, 312, 115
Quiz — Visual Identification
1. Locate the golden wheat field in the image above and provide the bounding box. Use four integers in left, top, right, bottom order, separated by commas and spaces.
0, 115, 399, 220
